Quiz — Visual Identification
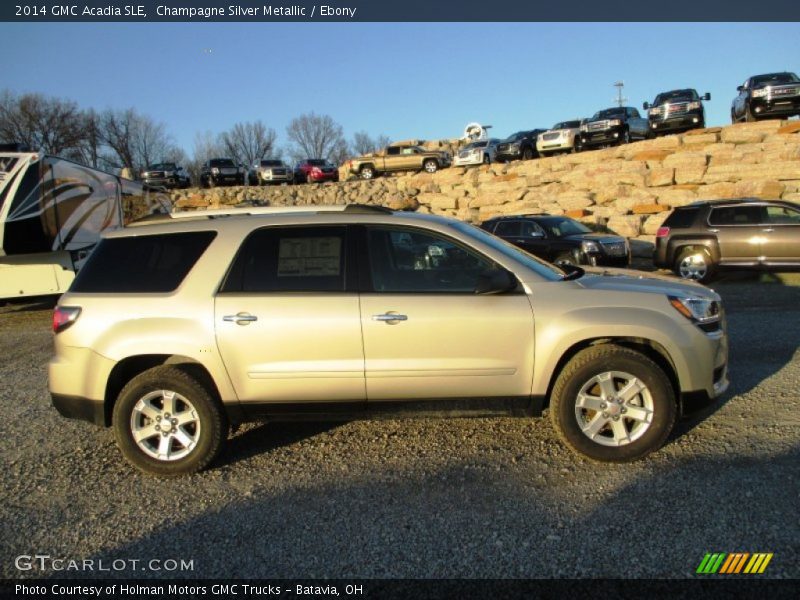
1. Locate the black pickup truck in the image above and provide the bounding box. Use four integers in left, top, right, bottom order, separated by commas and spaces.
731, 72, 800, 122
579, 107, 650, 149
644, 89, 710, 135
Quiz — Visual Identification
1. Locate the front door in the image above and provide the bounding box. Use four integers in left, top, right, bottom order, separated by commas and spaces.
708, 204, 765, 264
762, 204, 800, 264
215, 225, 365, 403
359, 225, 535, 401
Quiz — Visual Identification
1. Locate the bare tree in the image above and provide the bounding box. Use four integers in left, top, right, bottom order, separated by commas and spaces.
220, 121, 277, 168
0, 90, 85, 155
351, 131, 391, 156
286, 112, 347, 163
99, 108, 180, 176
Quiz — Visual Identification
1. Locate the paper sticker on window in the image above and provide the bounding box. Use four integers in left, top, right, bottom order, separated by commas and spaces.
278, 237, 341, 276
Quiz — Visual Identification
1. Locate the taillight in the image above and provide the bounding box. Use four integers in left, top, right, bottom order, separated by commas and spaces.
656, 226, 670, 238
53, 306, 81, 334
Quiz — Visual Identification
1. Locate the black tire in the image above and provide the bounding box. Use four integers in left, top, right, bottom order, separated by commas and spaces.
674, 247, 715, 283
744, 105, 756, 123
207, 177, 215, 189
482, 153, 491, 165
423, 159, 439, 174
731, 109, 738, 124
360, 165, 375, 180
550, 345, 676, 462
522, 147, 534, 161
554, 249, 581, 266
621, 128, 631, 144
113, 366, 227, 477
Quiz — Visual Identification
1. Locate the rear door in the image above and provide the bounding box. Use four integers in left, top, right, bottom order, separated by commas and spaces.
215, 225, 366, 404
358, 225, 535, 401
708, 204, 765, 264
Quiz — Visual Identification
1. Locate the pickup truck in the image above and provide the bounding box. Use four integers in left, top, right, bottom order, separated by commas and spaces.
348, 140, 450, 180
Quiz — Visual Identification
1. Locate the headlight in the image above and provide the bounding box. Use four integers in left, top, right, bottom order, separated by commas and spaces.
669, 296, 720, 324
649, 107, 662, 116
580, 125, 588, 132
687, 101, 701, 110
509, 143, 520, 150
752, 88, 769, 98
608, 119, 621, 126
211, 167, 219, 174
582, 240, 600, 253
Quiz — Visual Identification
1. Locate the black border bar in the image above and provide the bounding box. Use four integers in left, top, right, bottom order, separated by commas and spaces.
2, 1, 800, 22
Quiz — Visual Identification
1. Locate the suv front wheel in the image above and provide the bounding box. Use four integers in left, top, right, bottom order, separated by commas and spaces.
113, 366, 227, 476
550, 345, 676, 462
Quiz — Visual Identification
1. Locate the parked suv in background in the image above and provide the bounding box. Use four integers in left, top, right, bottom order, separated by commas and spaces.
654, 199, 800, 282
348, 141, 450, 179
580, 107, 650, 148
536, 120, 584, 155
644, 89, 710, 135
249, 159, 293, 185
199, 158, 245, 188
49, 204, 727, 475
141, 163, 191, 189
453, 139, 501, 166
731, 72, 800, 122
294, 159, 339, 184
495, 129, 546, 162
482, 214, 631, 267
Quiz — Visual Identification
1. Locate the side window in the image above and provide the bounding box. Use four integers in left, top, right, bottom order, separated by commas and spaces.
493, 221, 521, 236
366, 227, 495, 293
766, 205, 800, 224
386, 147, 400, 156
629, 108, 641, 118
520, 221, 545, 237
708, 206, 764, 226
222, 226, 347, 293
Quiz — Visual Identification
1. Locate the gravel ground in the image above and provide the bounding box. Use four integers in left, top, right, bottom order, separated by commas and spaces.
1, 277, 798, 580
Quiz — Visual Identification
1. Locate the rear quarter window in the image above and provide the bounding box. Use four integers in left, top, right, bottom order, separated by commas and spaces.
663, 208, 700, 229
70, 231, 216, 293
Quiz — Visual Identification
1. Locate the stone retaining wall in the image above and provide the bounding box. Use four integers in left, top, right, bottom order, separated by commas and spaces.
170, 120, 800, 255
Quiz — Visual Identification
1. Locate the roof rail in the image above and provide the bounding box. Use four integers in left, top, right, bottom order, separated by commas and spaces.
129, 203, 395, 225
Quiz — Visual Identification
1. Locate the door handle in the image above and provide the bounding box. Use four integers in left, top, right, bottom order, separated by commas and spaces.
707, 228, 719, 233
223, 313, 258, 325
372, 313, 408, 323
762, 228, 774, 233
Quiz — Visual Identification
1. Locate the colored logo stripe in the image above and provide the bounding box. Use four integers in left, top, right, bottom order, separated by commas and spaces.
697, 552, 773, 574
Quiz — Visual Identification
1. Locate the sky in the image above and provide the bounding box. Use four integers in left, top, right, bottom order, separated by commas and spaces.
1, 22, 798, 156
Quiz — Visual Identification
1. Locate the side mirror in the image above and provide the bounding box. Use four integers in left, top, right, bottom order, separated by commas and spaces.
475, 268, 517, 295
642, 102, 649, 110
736, 86, 744, 92
703, 92, 711, 101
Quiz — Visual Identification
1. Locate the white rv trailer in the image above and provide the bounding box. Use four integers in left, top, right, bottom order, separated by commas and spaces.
0, 147, 170, 299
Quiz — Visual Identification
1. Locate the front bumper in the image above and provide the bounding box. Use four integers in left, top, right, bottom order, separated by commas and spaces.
537, 139, 574, 153
648, 110, 704, 133
750, 95, 800, 118
259, 170, 293, 183
211, 174, 244, 185
52, 394, 105, 426
453, 154, 484, 166
144, 176, 178, 188
580, 125, 625, 147
307, 172, 338, 183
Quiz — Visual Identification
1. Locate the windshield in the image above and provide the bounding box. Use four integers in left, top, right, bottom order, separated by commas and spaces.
752, 72, 800, 86
260, 160, 283, 167
538, 217, 592, 238
306, 159, 327, 166
210, 159, 235, 167
147, 163, 176, 171
505, 131, 528, 142
592, 108, 626, 120
553, 120, 581, 130
653, 89, 697, 105
450, 221, 564, 281
464, 141, 488, 150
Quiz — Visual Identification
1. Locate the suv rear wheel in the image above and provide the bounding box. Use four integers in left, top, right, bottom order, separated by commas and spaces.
360, 165, 375, 180
550, 345, 676, 462
675, 247, 715, 283
113, 366, 227, 476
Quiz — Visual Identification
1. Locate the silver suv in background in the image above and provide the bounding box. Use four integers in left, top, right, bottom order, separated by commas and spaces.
49, 205, 728, 476
536, 120, 584, 155
249, 159, 293, 185
453, 138, 501, 166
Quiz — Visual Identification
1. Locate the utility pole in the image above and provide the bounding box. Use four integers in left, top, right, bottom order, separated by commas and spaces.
613, 81, 628, 107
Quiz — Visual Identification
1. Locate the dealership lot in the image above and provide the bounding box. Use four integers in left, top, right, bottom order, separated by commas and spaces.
1, 277, 798, 579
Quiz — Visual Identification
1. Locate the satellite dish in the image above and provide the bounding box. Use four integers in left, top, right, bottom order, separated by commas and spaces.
463, 122, 489, 141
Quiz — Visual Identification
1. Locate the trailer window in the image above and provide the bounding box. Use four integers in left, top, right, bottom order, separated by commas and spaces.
70, 231, 216, 293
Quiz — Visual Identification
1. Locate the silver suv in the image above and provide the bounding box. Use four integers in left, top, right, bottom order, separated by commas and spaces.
49, 205, 729, 475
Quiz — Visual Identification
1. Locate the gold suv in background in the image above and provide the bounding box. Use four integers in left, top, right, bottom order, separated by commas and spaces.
49, 205, 729, 475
